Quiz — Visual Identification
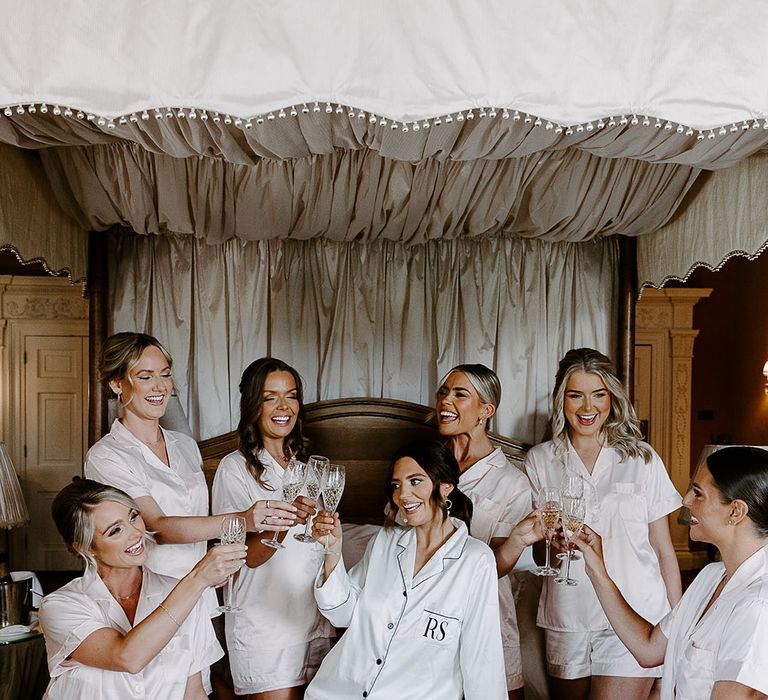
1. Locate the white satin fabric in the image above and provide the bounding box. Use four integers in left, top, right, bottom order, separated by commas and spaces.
2, 1, 767, 129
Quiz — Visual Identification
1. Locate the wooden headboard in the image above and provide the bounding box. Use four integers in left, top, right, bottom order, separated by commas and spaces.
198, 397, 529, 525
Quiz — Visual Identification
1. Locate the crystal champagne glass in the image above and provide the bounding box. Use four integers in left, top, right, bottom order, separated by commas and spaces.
319, 463, 345, 553
294, 455, 328, 543
262, 459, 305, 549
555, 497, 586, 586
534, 486, 562, 577
215, 515, 247, 613
557, 472, 584, 561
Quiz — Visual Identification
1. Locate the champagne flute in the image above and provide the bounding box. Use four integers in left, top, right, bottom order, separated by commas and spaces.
555, 498, 586, 586
320, 463, 345, 553
215, 515, 247, 613
557, 473, 584, 561
534, 486, 562, 577
262, 459, 305, 549
294, 455, 328, 543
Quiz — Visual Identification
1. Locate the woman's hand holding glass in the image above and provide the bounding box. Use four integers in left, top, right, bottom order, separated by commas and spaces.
245, 498, 298, 533
194, 538, 247, 589
214, 515, 247, 613
534, 487, 562, 577
572, 524, 608, 580
312, 510, 342, 552
262, 460, 306, 550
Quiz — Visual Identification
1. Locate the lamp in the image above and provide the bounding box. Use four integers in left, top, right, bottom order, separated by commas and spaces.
0, 443, 29, 531
763, 360, 768, 394
0, 442, 30, 561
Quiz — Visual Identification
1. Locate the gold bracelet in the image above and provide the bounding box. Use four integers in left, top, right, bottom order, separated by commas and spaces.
158, 602, 181, 627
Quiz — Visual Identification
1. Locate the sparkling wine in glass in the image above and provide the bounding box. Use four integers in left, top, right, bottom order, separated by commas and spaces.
555, 498, 586, 586
262, 459, 305, 549
216, 515, 247, 613
295, 455, 328, 543
557, 472, 585, 561
320, 463, 345, 553
534, 487, 562, 577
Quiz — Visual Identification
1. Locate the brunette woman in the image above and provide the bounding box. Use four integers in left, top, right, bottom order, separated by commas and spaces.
211, 357, 334, 699
575, 446, 768, 699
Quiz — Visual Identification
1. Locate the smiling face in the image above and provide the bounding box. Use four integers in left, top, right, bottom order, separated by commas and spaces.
563, 370, 612, 442
257, 370, 299, 443
435, 371, 494, 437
390, 457, 453, 528
89, 500, 148, 574
683, 463, 731, 544
110, 345, 173, 422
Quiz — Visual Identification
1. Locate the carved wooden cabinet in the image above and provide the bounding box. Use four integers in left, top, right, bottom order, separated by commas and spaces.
634, 288, 712, 570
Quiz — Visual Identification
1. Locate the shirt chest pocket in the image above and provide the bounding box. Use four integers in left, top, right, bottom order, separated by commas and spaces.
416, 609, 462, 649
156, 630, 193, 673
675, 642, 715, 699
469, 497, 504, 542
610, 482, 648, 523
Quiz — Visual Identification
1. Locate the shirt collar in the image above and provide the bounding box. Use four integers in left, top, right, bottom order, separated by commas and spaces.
109, 418, 178, 448
396, 518, 469, 588
459, 447, 506, 482
720, 543, 768, 598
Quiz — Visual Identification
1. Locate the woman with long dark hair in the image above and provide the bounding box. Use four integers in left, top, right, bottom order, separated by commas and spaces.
525, 348, 681, 700
306, 439, 539, 700
575, 446, 768, 699
211, 357, 334, 699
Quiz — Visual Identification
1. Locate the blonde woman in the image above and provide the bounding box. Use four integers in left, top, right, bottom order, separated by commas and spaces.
39, 479, 246, 699
435, 364, 533, 699
525, 348, 681, 700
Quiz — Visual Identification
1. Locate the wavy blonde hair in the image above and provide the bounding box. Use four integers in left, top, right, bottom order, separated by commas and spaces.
550, 348, 651, 463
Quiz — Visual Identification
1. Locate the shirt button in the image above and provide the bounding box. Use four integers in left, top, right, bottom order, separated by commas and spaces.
402, 591, 406, 597
376, 658, 382, 664
387, 622, 394, 629
363, 693, 368, 698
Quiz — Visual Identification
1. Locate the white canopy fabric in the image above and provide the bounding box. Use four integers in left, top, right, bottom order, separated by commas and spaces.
3, 1, 768, 131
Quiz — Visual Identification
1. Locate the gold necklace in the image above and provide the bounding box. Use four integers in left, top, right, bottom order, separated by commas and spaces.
112, 579, 141, 601
142, 434, 164, 448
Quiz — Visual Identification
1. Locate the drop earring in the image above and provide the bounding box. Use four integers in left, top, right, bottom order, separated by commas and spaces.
444, 498, 453, 514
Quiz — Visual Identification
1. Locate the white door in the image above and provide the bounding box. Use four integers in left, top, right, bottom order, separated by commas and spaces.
22, 334, 88, 570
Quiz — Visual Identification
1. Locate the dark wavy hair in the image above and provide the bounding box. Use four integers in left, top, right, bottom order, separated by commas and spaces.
707, 446, 768, 536
387, 440, 473, 529
237, 357, 306, 488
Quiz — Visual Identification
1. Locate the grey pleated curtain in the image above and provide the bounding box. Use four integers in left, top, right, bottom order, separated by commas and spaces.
108, 233, 617, 443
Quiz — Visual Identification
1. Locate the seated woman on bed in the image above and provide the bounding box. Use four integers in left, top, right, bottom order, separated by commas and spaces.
38, 479, 246, 700
575, 446, 768, 700
435, 363, 534, 698
306, 440, 544, 700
